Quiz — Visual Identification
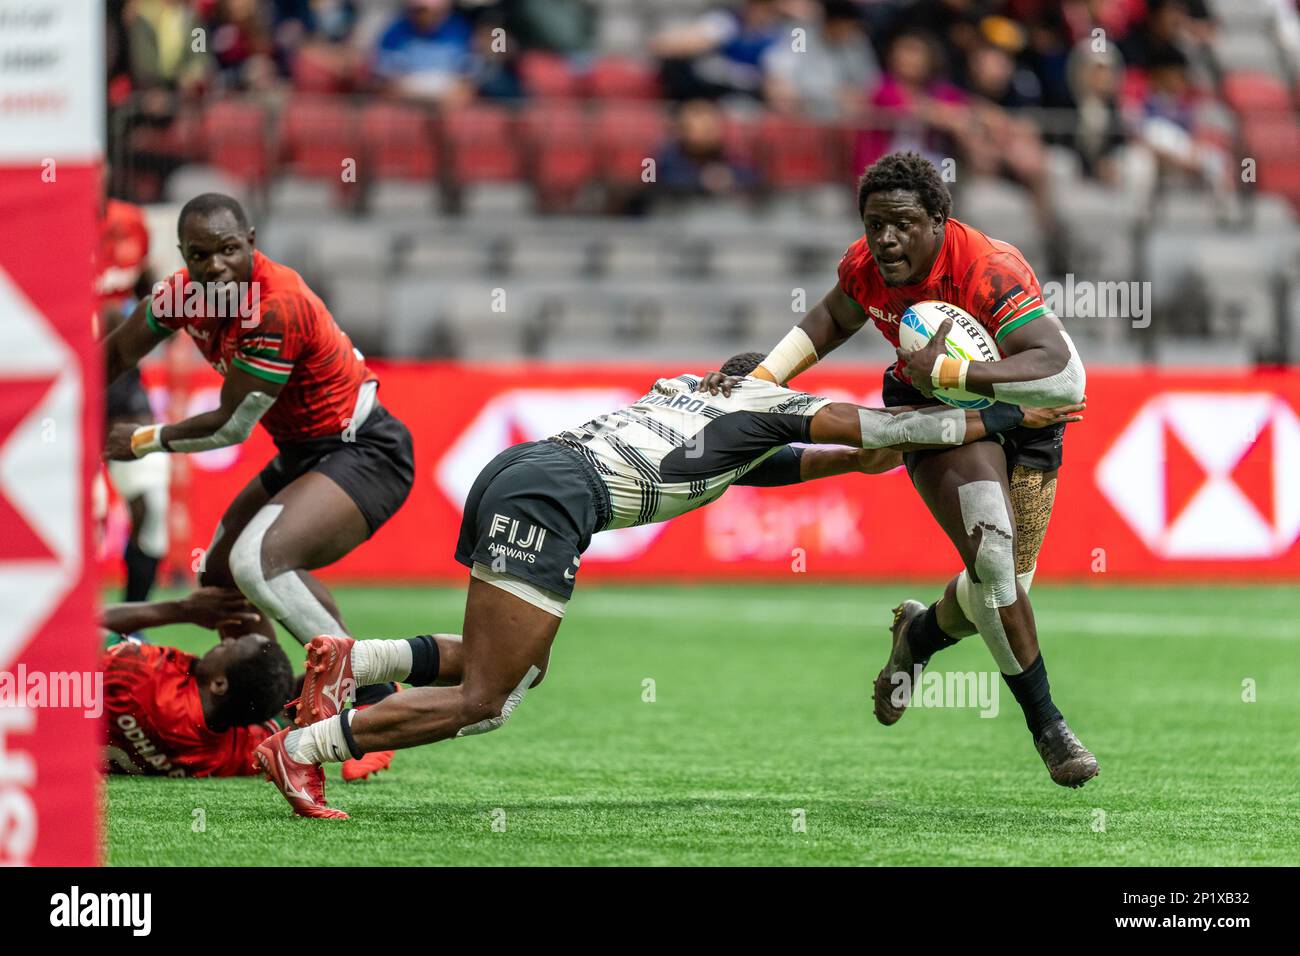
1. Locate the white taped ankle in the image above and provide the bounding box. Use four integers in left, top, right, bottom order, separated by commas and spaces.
351, 639, 414, 685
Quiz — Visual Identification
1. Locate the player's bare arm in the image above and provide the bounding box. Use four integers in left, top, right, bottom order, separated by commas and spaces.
104, 296, 168, 387
896, 313, 1084, 404
102, 586, 262, 633
105, 363, 283, 461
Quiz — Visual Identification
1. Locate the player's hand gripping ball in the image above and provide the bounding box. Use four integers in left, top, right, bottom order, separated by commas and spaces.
896, 301, 1000, 409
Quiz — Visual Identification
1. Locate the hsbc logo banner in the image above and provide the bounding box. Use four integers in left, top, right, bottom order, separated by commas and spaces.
1097, 393, 1300, 560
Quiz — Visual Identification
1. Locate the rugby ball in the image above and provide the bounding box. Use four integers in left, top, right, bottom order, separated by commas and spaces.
898, 300, 999, 409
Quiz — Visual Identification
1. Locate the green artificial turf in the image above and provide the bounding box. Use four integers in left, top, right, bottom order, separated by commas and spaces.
105, 583, 1300, 866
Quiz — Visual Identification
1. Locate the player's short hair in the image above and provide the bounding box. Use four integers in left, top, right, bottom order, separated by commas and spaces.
224, 640, 293, 724
178, 193, 251, 237
720, 351, 766, 377
857, 151, 953, 221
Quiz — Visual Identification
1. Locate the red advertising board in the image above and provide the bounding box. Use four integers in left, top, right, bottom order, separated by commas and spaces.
0, 167, 101, 864
0, 4, 102, 866
124, 361, 1300, 586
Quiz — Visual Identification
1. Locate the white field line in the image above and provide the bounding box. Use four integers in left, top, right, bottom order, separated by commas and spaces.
565, 594, 1300, 640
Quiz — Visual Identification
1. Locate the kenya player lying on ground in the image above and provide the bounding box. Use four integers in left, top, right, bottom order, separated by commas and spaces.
101, 587, 466, 779
252, 352, 1082, 818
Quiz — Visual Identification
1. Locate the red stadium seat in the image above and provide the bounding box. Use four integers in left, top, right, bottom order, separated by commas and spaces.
756, 115, 835, 186
519, 52, 581, 99
277, 96, 359, 179
1241, 115, 1300, 158
442, 106, 522, 184
202, 100, 271, 183
361, 102, 438, 180
1223, 71, 1293, 113
594, 103, 669, 187
520, 104, 595, 209
586, 56, 662, 100
1257, 160, 1300, 212
722, 112, 758, 169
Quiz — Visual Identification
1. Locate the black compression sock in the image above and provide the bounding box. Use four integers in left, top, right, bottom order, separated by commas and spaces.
354, 682, 398, 706
1002, 654, 1064, 739
123, 542, 160, 602
906, 603, 959, 666
405, 634, 441, 687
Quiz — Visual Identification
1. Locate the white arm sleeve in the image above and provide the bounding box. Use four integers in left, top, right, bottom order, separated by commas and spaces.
166, 390, 276, 453
990, 330, 1086, 407
857, 407, 967, 448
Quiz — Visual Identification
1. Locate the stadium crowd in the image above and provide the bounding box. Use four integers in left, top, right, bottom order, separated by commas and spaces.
103, 0, 1300, 363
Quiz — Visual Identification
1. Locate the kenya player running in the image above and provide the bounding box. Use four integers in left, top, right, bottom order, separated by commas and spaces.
249, 354, 1080, 818
702, 152, 1096, 788
102, 193, 416, 779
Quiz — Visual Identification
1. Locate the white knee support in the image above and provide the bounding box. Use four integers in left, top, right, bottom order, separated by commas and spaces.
957, 481, 1023, 675
457, 666, 540, 737
229, 504, 345, 644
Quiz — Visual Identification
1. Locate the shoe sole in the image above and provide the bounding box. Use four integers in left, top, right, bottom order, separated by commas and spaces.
873, 600, 925, 726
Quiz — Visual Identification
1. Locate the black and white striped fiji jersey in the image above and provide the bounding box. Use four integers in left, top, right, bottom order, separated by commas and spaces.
548, 373, 833, 530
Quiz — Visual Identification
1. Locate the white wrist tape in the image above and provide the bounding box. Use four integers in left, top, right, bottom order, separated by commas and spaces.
130, 424, 166, 457
166, 391, 275, 453
991, 330, 1086, 407
759, 326, 818, 385
857, 406, 967, 448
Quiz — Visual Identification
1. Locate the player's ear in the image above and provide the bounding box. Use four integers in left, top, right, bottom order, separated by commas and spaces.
247, 227, 256, 248
208, 674, 230, 697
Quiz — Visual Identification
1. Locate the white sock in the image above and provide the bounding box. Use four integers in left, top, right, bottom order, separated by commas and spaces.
285, 712, 354, 765
350, 638, 414, 685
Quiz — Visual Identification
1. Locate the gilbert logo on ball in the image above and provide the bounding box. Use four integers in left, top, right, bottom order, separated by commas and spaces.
898, 301, 999, 409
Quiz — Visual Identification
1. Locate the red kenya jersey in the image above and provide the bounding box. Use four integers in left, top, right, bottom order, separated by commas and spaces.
146, 250, 376, 444
94, 199, 150, 316
102, 641, 276, 777
837, 218, 1050, 382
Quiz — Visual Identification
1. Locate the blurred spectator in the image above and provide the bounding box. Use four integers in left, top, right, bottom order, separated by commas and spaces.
273, 0, 363, 91
125, 0, 210, 94
766, 0, 880, 119
1065, 40, 1128, 183
1136, 45, 1233, 212
208, 0, 278, 91
652, 0, 793, 103
854, 30, 969, 171
964, 23, 1041, 107
653, 100, 761, 205
373, 0, 476, 104
504, 0, 596, 58
963, 40, 1064, 268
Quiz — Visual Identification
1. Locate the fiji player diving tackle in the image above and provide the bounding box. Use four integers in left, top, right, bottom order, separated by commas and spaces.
251, 352, 1082, 818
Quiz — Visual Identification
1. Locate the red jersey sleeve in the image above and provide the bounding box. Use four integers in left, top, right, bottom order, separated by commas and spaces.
231, 292, 307, 385
146, 268, 190, 336
961, 250, 1050, 345
836, 237, 872, 316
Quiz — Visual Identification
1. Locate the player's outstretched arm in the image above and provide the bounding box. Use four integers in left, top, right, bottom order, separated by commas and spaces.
102, 587, 261, 634
808, 399, 1083, 452
104, 364, 282, 461
896, 313, 1085, 406
699, 284, 866, 395
103, 297, 169, 387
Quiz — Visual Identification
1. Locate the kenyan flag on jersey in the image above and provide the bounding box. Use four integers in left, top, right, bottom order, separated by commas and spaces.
234, 332, 294, 384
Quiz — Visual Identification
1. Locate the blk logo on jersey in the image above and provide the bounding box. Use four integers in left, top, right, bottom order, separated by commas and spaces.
1095, 392, 1300, 559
